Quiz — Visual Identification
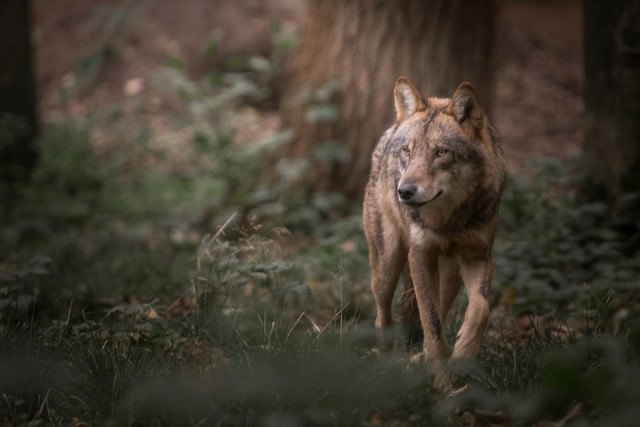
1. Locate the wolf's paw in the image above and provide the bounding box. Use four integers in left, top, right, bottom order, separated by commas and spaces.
433, 371, 454, 394
447, 383, 470, 397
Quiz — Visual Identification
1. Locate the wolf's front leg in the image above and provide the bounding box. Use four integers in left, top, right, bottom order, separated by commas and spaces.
408, 247, 449, 369
450, 255, 493, 362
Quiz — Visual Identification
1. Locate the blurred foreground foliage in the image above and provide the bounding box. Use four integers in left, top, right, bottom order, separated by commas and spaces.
2, 21, 640, 425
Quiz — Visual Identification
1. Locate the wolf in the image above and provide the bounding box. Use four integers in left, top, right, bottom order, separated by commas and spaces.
363, 77, 505, 374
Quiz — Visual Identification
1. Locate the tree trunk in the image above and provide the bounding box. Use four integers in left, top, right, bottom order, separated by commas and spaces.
280, 0, 496, 199
582, 0, 640, 201
0, 0, 39, 191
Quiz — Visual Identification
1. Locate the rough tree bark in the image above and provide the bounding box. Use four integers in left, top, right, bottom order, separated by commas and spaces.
0, 0, 39, 191
582, 0, 640, 201
280, 0, 496, 199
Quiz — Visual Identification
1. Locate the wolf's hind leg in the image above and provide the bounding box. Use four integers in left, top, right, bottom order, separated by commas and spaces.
369, 235, 405, 350
450, 256, 493, 362
401, 266, 422, 348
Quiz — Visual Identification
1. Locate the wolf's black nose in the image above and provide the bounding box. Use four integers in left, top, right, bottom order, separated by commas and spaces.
397, 183, 417, 201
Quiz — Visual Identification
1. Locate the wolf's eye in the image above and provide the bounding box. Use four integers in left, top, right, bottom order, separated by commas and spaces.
401, 146, 410, 155
435, 149, 448, 157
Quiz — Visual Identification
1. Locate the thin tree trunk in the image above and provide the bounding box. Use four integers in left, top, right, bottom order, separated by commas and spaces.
281, 0, 496, 199
0, 0, 39, 191
582, 0, 640, 201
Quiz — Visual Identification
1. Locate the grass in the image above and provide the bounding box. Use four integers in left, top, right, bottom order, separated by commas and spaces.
3, 25, 640, 425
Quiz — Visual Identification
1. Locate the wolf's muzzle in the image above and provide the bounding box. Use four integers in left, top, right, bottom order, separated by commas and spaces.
397, 183, 417, 201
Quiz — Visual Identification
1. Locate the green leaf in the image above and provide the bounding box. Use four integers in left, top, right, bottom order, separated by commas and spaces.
225, 55, 249, 70
204, 40, 220, 56
248, 56, 272, 74
164, 55, 185, 71
312, 142, 350, 163
305, 103, 338, 124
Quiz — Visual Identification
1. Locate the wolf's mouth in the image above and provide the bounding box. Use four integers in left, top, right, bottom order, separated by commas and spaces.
402, 190, 442, 206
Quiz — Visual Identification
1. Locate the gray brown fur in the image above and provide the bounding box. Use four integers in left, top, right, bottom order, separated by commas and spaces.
363, 77, 505, 378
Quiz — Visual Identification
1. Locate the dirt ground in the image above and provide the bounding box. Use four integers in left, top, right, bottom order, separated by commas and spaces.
32, 0, 583, 173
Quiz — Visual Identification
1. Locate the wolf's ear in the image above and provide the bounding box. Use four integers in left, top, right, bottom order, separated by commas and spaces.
448, 82, 484, 130
394, 77, 427, 122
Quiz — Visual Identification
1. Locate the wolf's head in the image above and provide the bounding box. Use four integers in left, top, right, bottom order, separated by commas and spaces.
392, 77, 492, 210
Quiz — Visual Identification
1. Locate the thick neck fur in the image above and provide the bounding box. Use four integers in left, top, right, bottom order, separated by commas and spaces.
403, 183, 501, 236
